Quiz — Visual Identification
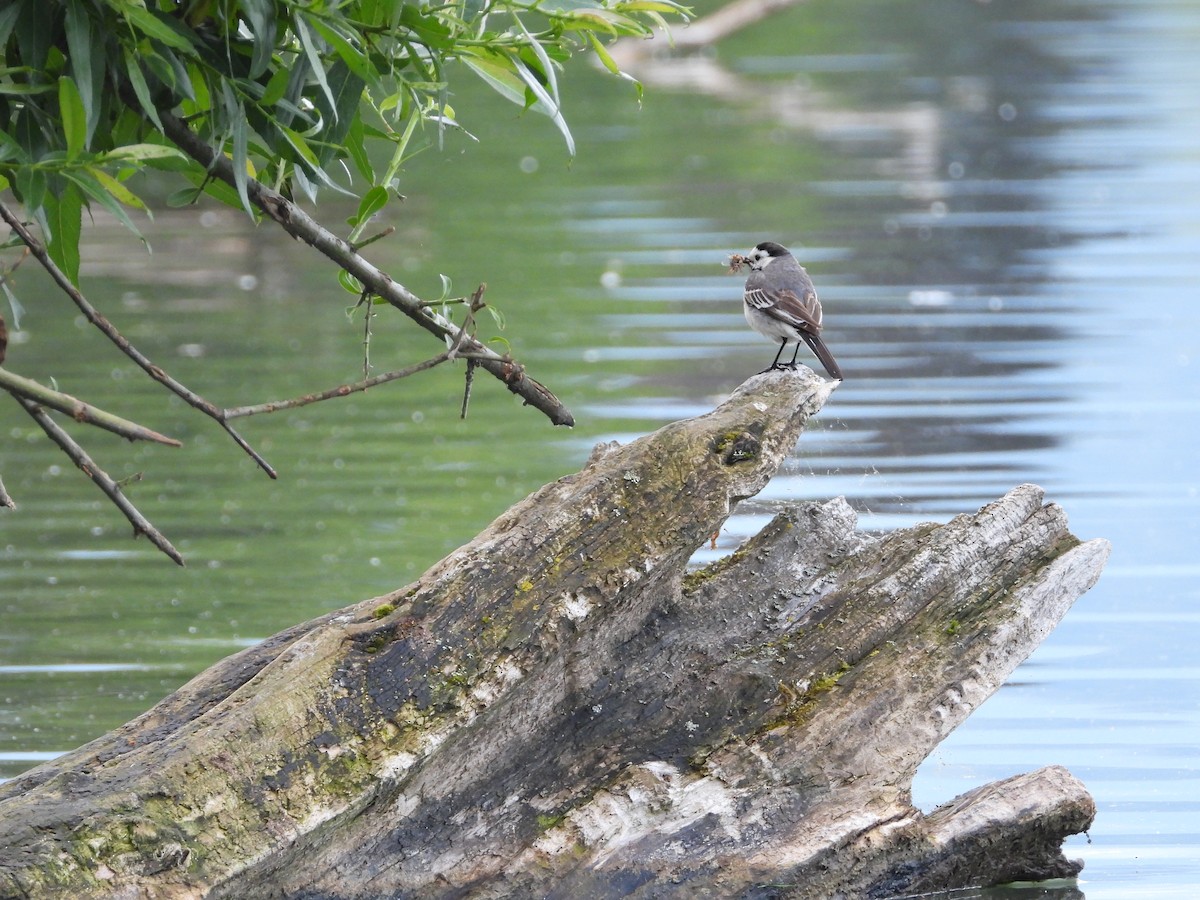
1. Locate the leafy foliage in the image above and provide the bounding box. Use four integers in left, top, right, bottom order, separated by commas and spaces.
0, 0, 688, 275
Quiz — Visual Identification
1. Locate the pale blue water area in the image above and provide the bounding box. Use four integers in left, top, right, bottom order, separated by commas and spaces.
2, 0, 1198, 896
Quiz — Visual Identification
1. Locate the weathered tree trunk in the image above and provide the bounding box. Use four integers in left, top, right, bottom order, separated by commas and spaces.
0, 369, 1108, 899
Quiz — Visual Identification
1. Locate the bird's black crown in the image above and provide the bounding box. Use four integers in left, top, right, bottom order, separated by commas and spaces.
754, 241, 790, 257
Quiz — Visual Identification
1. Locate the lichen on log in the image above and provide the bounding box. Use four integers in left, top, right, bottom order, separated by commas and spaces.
0, 368, 1108, 900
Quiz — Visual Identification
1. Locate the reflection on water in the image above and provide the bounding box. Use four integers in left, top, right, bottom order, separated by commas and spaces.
2, 0, 1198, 896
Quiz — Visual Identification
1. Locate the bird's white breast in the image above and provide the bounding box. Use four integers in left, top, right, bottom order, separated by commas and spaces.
744, 300, 796, 341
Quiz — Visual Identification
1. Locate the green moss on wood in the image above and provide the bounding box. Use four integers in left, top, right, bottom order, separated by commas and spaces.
364, 634, 389, 654
769, 660, 853, 730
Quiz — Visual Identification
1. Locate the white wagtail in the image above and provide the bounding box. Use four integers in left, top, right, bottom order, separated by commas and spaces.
734, 240, 843, 380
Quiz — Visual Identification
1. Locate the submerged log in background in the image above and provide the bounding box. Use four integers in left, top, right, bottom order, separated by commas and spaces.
0, 369, 1108, 899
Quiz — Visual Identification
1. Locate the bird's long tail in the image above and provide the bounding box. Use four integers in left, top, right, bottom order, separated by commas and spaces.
802, 333, 844, 381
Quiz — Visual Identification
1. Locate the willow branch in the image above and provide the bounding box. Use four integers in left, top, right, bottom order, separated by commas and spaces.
12, 396, 184, 566
224, 295, 498, 418
0, 199, 277, 478
0, 367, 182, 446
224, 352, 454, 419
158, 110, 575, 428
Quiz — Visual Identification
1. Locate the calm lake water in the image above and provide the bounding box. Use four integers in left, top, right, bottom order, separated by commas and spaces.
2, 0, 1198, 896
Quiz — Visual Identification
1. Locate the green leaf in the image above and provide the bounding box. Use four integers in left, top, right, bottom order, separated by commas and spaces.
63, 0, 100, 146
64, 170, 145, 243
486, 304, 506, 331
399, 5, 455, 51
86, 166, 148, 211
101, 143, 188, 163
312, 60, 365, 162
278, 123, 320, 169
338, 269, 363, 295
0, 81, 56, 97
294, 14, 337, 122
641, 9, 676, 41
13, 1, 53, 71
344, 116, 374, 183
587, 32, 620, 75
58, 76, 86, 160
122, 6, 197, 54
44, 182, 84, 284
221, 82, 253, 215
240, 0, 276, 78
561, 9, 624, 36
0, 129, 24, 164
616, 0, 691, 13
261, 66, 290, 106
166, 186, 202, 207
276, 122, 351, 197
514, 16, 561, 106
2, 279, 25, 330
291, 164, 317, 203
276, 42, 312, 130
0, 4, 22, 52
510, 57, 575, 155
12, 107, 47, 168
186, 62, 210, 112
142, 50, 182, 98
306, 15, 376, 86
460, 52, 527, 108
231, 117, 252, 214
123, 49, 163, 131
13, 165, 46, 214
586, 33, 643, 99
351, 185, 388, 227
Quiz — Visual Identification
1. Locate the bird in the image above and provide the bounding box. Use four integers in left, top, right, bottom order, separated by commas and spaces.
739, 240, 843, 380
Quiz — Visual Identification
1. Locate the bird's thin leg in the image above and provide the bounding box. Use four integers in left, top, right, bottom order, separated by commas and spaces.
770, 338, 788, 369
787, 341, 803, 368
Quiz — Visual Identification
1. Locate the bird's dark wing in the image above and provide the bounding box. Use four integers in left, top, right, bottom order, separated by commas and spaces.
744, 287, 823, 333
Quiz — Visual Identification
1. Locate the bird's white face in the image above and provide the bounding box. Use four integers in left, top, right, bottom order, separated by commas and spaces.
746, 246, 775, 271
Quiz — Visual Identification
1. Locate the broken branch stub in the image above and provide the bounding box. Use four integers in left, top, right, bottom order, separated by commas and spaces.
0, 368, 1108, 900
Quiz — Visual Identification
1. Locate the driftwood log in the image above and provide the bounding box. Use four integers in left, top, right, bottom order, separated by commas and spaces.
0, 369, 1109, 899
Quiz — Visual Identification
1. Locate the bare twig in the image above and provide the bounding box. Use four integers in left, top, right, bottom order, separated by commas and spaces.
359, 291, 373, 380
0, 199, 278, 478
352, 226, 395, 251
461, 359, 476, 420
0, 474, 14, 509
157, 110, 575, 427
454, 285, 488, 419
446, 283, 486, 362
12, 396, 184, 566
223, 353, 455, 419
0, 367, 182, 446
229, 286, 493, 420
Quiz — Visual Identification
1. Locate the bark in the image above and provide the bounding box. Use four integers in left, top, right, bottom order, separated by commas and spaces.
0, 369, 1108, 899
